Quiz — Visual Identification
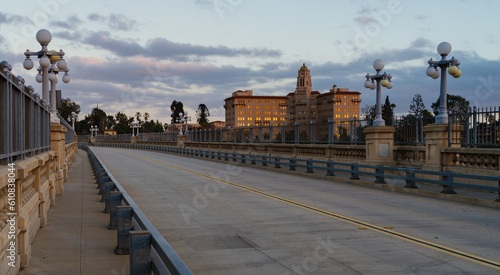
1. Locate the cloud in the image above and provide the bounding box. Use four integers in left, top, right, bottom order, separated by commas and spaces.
87, 13, 138, 31
354, 16, 377, 25
51, 15, 83, 30
81, 31, 281, 60
410, 37, 433, 48
0, 11, 32, 25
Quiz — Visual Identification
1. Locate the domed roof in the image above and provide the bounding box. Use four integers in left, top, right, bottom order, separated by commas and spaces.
299, 63, 308, 71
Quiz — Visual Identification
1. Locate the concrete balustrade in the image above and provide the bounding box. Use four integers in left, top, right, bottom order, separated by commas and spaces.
0, 123, 77, 273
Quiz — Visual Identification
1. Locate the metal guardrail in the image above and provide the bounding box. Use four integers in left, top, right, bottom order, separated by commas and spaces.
79, 144, 193, 275
83, 142, 500, 202
449, 106, 500, 148
1, 61, 51, 165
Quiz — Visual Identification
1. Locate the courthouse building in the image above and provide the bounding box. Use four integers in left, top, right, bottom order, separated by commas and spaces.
224, 64, 361, 128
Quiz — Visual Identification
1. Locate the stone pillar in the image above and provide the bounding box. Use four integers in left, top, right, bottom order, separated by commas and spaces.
423, 123, 462, 171
51, 123, 66, 195
90, 136, 96, 143
131, 136, 137, 144
177, 134, 186, 148
363, 126, 395, 165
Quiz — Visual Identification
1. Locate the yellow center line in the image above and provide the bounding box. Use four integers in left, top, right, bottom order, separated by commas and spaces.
112, 148, 500, 270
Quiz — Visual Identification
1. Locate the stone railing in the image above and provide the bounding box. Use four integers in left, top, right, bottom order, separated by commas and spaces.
0, 131, 76, 273
443, 148, 500, 172
394, 146, 426, 167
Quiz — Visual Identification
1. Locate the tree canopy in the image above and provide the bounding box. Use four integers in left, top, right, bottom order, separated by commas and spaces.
196, 103, 210, 127
431, 94, 470, 115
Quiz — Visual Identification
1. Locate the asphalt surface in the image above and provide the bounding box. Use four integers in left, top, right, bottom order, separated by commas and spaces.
93, 147, 500, 275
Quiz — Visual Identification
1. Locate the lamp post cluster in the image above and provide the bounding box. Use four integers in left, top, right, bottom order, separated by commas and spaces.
67, 111, 77, 129
363, 59, 393, 127
177, 112, 191, 135
426, 42, 461, 124
130, 121, 141, 136
23, 29, 70, 123
90, 125, 98, 138
363, 42, 461, 126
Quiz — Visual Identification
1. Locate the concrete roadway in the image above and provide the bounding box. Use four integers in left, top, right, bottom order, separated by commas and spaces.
92, 147, 500, 275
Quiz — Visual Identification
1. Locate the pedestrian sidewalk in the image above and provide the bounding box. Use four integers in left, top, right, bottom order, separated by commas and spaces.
19, 149, 129, 275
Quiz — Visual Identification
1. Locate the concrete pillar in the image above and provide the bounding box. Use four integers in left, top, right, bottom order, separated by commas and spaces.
131, 136, 137, 144
363, 126, 395, 165
50, 123, 66, 195
177, 134, 186, 148
423, 123, 462, 171
90, 137, 96, 143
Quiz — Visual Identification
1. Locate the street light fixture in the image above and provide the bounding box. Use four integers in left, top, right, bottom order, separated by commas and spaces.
364, 59, 393, 126
67, 111, 77, 129
90, 125, 98, 138
177, 112, 191, 135
426, 42, 461, 124
23, 29, 70, 123
130, 121, 141, 136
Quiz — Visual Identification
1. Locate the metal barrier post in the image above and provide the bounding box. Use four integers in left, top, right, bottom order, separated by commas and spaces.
104, 182, 116, 213
350, 165, 360, 180
326, 162, 335, 176
115, 206, 133, 255
441, 175, 456, 194
374, 167, 386, 184
405, 170, 417, 189
108, 191, 122, 229
274, 157, 281, 168
289, 159, 296, 171
130, 231, 152, 275
306, 160, 313, 173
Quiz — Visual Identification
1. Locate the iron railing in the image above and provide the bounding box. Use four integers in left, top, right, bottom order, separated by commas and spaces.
1, 61, 51, 165
449, 106, 500, 147
393, 114, 435, 146
58, 112, 75, 144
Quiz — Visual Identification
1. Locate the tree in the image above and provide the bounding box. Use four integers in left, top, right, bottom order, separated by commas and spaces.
89, 107, 107, 133
135, 112, 142, 123
170, 100, 184, 124
105, 115, 115, 129
144, 112, 150, 121
113, 112, 131, 134
431, 94, 470, 115
57, 98, 80, 123
361, 104, 375, 121
196, 104, 210, 127
382, 96, 396, 126
409, 94, 425, 115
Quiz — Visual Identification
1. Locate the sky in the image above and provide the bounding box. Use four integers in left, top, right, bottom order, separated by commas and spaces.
2, 0, 500, 124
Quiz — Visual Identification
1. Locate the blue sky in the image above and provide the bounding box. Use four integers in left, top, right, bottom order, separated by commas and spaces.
2, 0, 500, 123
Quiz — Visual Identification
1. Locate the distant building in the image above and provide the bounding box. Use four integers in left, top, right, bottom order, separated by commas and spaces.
224, 64, 361, 128
209, 120, 226, 129
103, 128, 117, 135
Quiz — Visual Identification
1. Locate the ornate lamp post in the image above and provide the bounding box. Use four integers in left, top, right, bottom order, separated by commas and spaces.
67, 111, 77, 129
23, 29, 70, 123
426, 42, 461, 124
177, 112, 191, 135
130, 121, 141, 136
364, 59, 393, 126
90, 125, 98, 138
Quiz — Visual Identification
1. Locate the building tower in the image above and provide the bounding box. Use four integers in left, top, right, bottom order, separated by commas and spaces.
296, 63, 312, 96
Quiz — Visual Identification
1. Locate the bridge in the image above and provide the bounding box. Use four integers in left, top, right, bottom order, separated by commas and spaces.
2, 55, 500, 274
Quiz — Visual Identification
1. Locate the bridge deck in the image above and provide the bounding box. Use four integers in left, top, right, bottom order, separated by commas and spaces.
92, 147, 500, 274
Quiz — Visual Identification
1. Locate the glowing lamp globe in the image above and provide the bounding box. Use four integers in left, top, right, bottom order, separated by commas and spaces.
49, 50, 60, 63
23, 58, 34, 70
387, 82, 393, 89
373, 59, 385, 71
380, 79, 389, 87
452, 69, 462, 78
370, 82, 376, 90
39, 56, 50, 68
36, 29, 52, 45
426, 67, 437, 77
364, 80, 372, 88
448, 66, 458, 76
437, 42, 452, 55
